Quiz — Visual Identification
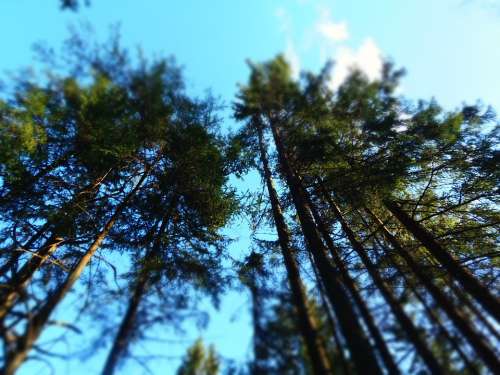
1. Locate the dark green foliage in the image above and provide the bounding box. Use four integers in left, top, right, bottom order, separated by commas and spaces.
60, 0, 90, 11
1, 20, 498, 375
0, 31, 238, 375
233, 55, 499, 374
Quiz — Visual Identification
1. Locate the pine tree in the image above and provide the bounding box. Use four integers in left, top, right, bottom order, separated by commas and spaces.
0, 33, 236, 374
234, 55, 499, 373
235, 56, 385, 375
176, 338, 220, 375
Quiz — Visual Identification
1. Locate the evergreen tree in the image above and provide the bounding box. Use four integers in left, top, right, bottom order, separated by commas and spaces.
176, 338, 220, 375
0, 33, 236, 374
234, 55, 499, 373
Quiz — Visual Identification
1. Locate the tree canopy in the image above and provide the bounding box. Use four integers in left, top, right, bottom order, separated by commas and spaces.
0, 27, 498, 375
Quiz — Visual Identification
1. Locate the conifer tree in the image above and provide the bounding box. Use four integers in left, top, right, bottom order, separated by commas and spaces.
235, 55, 499, 373
0, 33, 237, 374
176, 338, 220, 375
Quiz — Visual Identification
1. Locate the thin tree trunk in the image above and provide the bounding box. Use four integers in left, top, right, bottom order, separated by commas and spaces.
101, 272, 149, 375
249, 282, 266, 375
101, 196, 176, 375
360, 210, 482, 373
448, 281, 500, 341
366, 207, 500, 373
384, 200, 500, 322
326, 197, 443, 374
267, 117, 384, 375
0, 235, 64, 320
255, 121, 332, 375
308, 252, 352, 375
0, 222, 51, 278
305, 191, 400, 375
410, 280, 480, 375
361, 212, 482, 375
2, 167, 150, 375
0, 172, 111, 320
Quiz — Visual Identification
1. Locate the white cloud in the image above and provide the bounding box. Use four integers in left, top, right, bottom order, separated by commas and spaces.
317, 21, 349, 42
329, 38, 384, 90
315, 7, 349, 42
276, 7, 301, 79
285, 40, 301, 79
275, 5, 384, 89
275, 7, 291, 34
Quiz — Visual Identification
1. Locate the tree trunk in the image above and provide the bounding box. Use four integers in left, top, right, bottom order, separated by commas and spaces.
0, 222, 51, 278
362, 210, 482, 375
326, 197, 443, 374
255, 121, 332, 375
2, 167, 149, 375
0, 235, 64, 320
249, 282, 267, 375
306, 190, 400, 375
101, 272, 149, 375
308, 253, 352, 375
101, 199, 175, 375
366, 207, 500, 373
267, 117, 384, 375
409, 277, 481, 375
0, 172, 111, 320
384, 200, 500, 323
447, 281, 500, 341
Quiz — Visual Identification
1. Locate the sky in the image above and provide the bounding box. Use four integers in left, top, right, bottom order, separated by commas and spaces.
1, 0, 500, 374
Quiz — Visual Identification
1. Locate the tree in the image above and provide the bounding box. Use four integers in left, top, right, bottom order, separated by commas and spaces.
176, 338, 220, 375
101, 93, 238, 374
234, 55, 499, 373
232, 116, 332, 375
235, 56, 385, 375
0, 32, 237, 374
60, 0, 90, 10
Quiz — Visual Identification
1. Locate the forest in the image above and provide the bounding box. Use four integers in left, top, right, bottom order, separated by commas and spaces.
0, 1, 499, 374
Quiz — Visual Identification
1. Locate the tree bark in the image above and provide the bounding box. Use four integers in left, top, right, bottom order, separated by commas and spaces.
409, 278, 481, 375
384, 200, 500, 323
255, 121, 332, 375
101, 271, 149, 375
0, 222, 51, 278
308, 253, 352, 375
266, 117, 384, 375
0, 235, 64, 320
306, 190, 400, 375
326, 197, 443, 374
249, 282, 267, 375
101, 197, 176, 375
366, 207, 500, 373
2, 167, 150, 375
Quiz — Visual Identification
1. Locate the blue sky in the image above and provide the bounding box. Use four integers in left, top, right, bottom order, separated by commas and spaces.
1, 0, 500, 374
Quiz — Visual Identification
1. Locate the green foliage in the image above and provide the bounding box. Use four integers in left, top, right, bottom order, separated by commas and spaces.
176, 338, 220, 375
0, 30, 240, 374
1, 22, 498, 374
234, 54, 499, 374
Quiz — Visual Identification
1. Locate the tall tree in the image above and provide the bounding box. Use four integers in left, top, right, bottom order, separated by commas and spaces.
276, 58, 499, 373
233, 116, 332, 375
101, 95, 237, 374
176, 338, 220, 375
0, 33, 238, 374
235, 56, 385, 375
